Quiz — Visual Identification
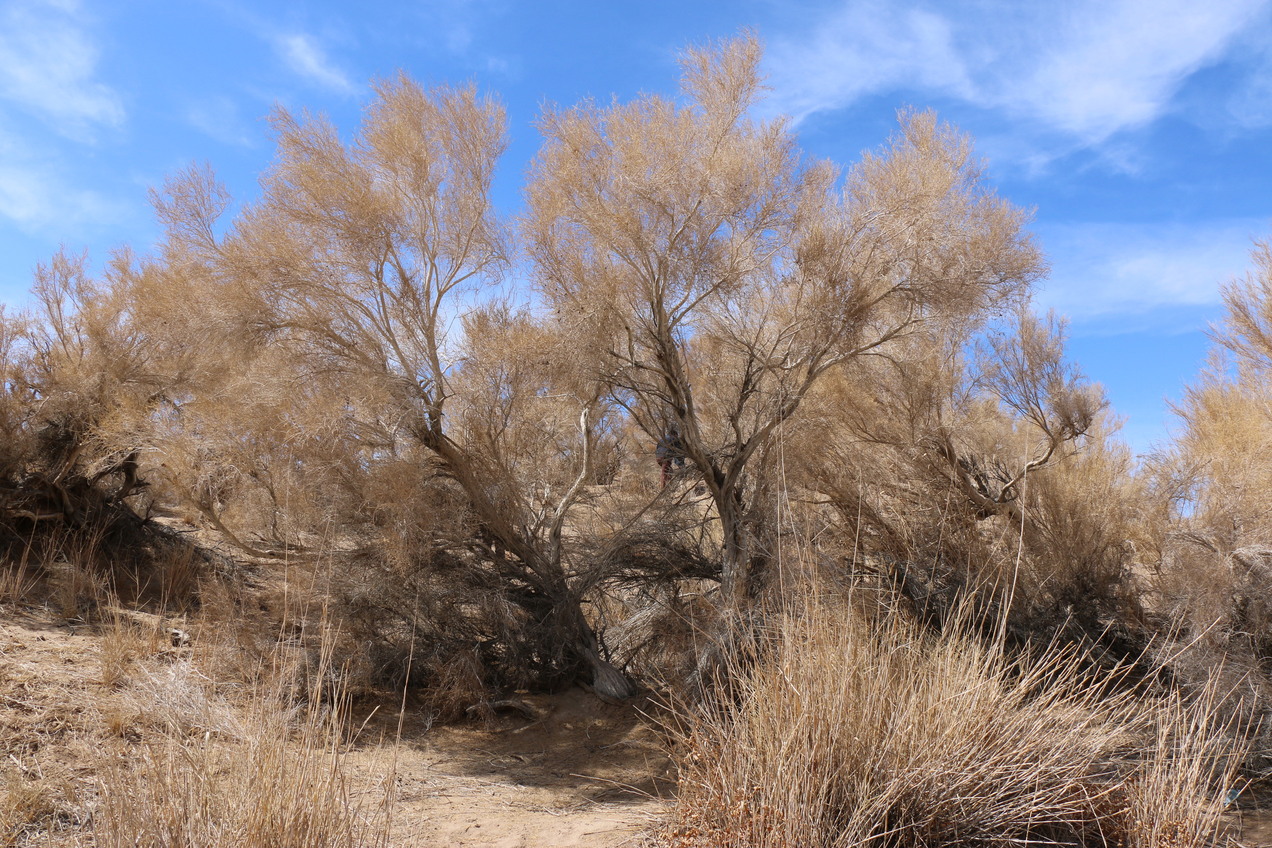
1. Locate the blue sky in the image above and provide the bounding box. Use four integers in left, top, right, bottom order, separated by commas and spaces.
1, 0, 1270, 456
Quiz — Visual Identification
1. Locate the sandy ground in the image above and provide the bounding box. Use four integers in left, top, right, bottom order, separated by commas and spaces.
351, 693, 670, 847
0, 606, 669, 847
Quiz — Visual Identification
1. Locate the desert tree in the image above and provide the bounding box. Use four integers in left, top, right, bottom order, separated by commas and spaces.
5, 172, 321, 561
1133, 238, 1272, 745
1214, 238, 1272, 370
1152, 238, 1272, 652
0, 305, 31, 489
525, 35, 1042, 604
0, 249, 200, 527
1161, 238, 1272, 546
0, 241, 244, 609
938, 310, 1106, 522
174, 76, 637, 698
787, 303, 1138, 645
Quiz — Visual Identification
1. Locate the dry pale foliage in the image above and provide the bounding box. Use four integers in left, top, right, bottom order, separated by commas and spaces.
527, 37, 1040, 603
1141, 237, 1272, 767
663, 595, 1239, 848
0, 33, 1108, 696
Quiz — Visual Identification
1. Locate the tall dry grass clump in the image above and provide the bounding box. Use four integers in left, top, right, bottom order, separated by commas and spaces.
95, 700, 390, 848
1122, 681, 1241, 848
94, 618, 394, 848
663, 595, 1238, 848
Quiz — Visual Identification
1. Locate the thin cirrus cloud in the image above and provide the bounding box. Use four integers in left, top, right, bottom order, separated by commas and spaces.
0, 0, 128, 237
186, 95, 257, 148
766, 0, 1268, 145
1224, 26, 1272, 129
276, 33, 356, 95
0, 0, 124, 139
1034, 220, 1265, 322
0, 125, 126, 234
0, 160, 122, 234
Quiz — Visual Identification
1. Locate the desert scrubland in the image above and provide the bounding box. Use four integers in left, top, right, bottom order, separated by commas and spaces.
6, 36, 1272, 848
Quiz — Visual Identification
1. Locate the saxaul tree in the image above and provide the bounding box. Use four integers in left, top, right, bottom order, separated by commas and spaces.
1140, 236, 1272, 705
938, 310, 1105, 522
173, 76, 638, 699
1167, 237, 1272, 542
0, 240, 241, 609
525, 35, 1042, 604
2, 34, 1093, 698
0, 249, 203, 529
792, 306, 1125, 638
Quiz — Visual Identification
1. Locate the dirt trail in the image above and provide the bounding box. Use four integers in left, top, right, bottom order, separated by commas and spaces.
346, 687, 671, 847
0, 606, 668, 847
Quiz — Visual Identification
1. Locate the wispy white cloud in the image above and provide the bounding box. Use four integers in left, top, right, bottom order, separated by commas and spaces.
1220, 22, 1272, 128
1228, 69, 1272, 128
0, 129, 129, 235
765, 1, 972, 124
0, 164, 121, 233
767, 0, 1266, 145
1011, 1, 1262, 140
276, 33, 355, 94
0, 0, 124, 139
1034, 219, 1267, 321
444, 19, 473, 55
186, 95, 257, 148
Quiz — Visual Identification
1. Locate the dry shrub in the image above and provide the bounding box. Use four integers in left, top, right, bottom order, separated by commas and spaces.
1148, 535, 1272, 769
183, 544, 511, 719
413, 647, 487, 724
146, 536, 205, 610
663, 594, 1236, 848
1, 516, 207, 625
1139, 240, 1272, 774
99, 611, 173, 689
182, 573, 293, 691
788, 312, 1148, 666
880, 432, 1154, 688
589, 522, 725, 695
328, 545, 571, 700
112, 660, 246, 740
95, 626, 392, 848
603, 589, 718, 696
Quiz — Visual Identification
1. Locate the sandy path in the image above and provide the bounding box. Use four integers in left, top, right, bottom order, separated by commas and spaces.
347, 691, 671, 847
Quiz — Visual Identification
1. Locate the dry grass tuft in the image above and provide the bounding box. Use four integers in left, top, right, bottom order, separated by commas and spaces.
99, 610, 176, 689
0, 770, 85, 847
95, 696, 390, 848
1122, 680, 1242, 848
111, 660, 246, 740
94, 620, 393, 848
47, 555, 107, 622
662, 594, 1238, 848
0, 547, 39, 607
